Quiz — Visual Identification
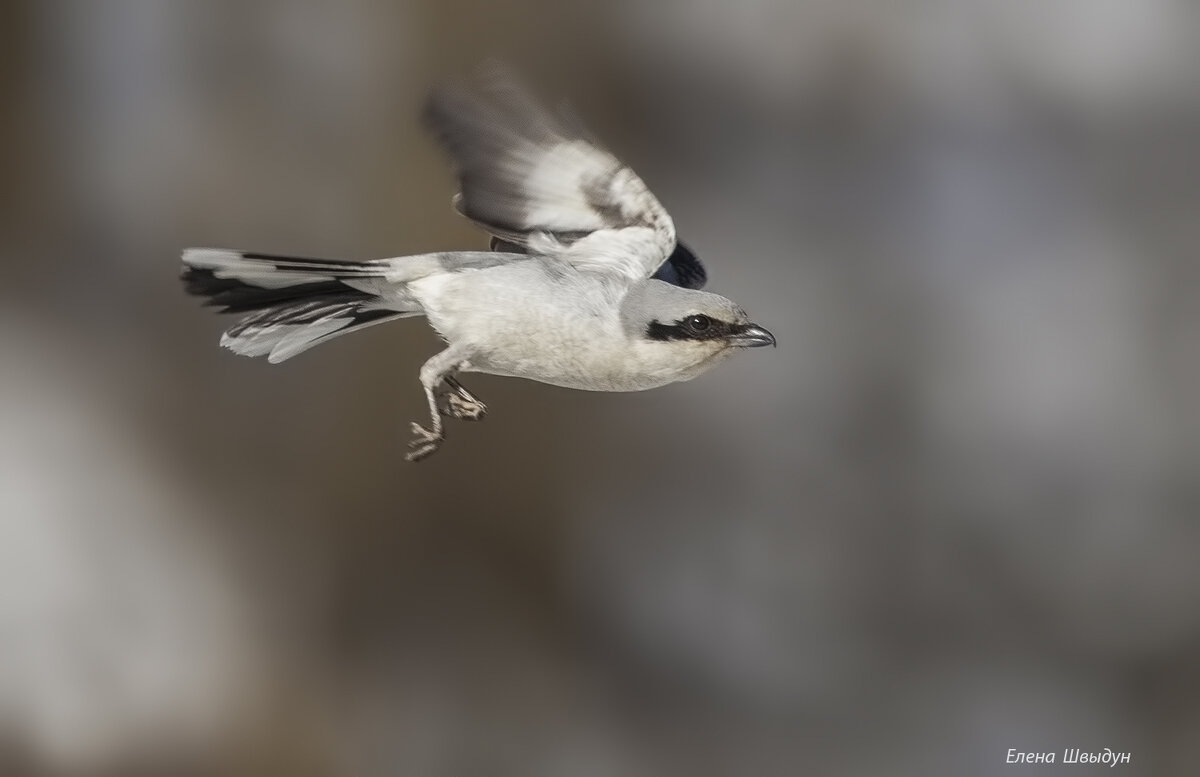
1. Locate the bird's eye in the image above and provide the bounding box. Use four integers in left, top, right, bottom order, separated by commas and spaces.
684, 314, 712, 334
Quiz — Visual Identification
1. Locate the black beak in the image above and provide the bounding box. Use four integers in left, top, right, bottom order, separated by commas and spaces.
728, 323, 776, 348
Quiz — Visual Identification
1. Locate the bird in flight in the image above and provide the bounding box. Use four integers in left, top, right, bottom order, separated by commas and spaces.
182, 67, 775, 461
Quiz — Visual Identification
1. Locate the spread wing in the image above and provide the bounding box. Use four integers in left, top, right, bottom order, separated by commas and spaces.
424, 66, 687, 284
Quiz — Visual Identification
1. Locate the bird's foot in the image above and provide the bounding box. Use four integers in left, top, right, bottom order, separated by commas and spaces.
441, 391, 487, 421
405, 422, 443, 462
440, 377, 487, 421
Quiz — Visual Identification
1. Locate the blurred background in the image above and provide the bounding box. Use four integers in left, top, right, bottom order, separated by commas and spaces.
3, 1, 1200, 775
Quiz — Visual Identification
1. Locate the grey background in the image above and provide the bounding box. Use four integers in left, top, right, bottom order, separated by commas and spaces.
2, 1, 1199, 775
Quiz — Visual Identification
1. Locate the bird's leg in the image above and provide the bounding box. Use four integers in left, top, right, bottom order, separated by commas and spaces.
406, 347, 471, 462
440, 375, 487, 421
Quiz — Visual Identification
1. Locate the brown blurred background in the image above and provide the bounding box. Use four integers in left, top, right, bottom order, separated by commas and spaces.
3, 1, 1200, 775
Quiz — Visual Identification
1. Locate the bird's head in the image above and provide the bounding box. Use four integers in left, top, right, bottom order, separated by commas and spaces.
620, 280, 774, 381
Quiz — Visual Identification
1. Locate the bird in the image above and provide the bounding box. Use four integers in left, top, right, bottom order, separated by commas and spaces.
181, 67, 775, 461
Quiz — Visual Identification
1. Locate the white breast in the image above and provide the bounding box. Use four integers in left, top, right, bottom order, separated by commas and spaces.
408, 264, 717, 392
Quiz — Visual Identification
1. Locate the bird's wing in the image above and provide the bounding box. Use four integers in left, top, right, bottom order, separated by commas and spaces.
425, 66, 685, 284
488, 234, 708, 291
650, 241, 707, 290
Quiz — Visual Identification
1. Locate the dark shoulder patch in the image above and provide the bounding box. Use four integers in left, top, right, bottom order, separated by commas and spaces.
651, 241, 707, 289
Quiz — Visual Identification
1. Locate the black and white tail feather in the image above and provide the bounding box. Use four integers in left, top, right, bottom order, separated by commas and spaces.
181, 249, 422, 363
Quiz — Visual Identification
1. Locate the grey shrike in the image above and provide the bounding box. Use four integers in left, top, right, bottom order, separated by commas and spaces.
182, 68, 775, 461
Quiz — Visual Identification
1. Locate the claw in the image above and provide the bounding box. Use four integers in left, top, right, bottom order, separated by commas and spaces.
405, 421, 443, 462
439, 377, 487, 421
442, 391, 487, 421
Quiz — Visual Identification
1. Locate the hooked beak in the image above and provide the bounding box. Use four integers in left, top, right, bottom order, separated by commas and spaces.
727, 323, 776, 348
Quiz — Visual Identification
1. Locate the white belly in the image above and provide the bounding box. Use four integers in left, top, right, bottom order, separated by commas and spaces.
407, 266, 728, 392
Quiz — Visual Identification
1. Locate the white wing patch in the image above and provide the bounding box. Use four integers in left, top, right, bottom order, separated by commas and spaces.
548, 227, 674, 283
518, 140, 621, 232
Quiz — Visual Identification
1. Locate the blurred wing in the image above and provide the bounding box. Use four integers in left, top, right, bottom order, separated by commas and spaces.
425, 67, 678, 283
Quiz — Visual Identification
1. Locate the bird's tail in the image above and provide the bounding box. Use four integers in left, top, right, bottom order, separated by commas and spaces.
181, 248, 422, 363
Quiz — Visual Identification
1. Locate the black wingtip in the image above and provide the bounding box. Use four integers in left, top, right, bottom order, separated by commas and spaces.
652, 241, 708, 290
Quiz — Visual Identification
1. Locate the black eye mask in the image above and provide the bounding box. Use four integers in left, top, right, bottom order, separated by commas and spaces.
645, 315, 737, 342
